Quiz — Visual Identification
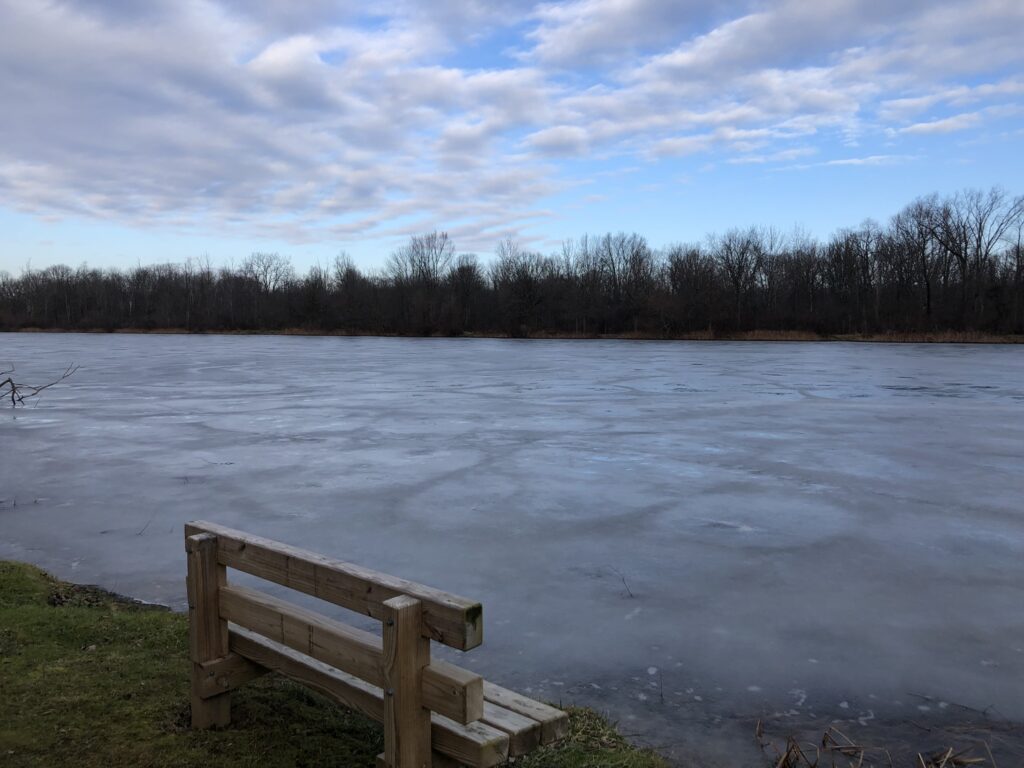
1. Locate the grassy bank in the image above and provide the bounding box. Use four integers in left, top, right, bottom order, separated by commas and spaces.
4, 326, 1024, 343
0, 561, 666, 767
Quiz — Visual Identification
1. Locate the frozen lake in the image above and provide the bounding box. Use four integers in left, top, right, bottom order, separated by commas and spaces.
2, 333, 1023, 764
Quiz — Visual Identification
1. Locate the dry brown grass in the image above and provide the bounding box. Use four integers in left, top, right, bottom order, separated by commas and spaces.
5, 327, 1024, 343
835, 331, 1024, 344
755, 717, 1018, 768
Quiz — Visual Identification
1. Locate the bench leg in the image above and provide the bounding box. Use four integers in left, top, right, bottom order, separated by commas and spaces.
382, 596, 431, 768
186, 533, 231, 728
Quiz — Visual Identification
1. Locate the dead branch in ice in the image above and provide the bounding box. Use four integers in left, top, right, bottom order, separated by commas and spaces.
1, 363, 78, 407
756, 719, 1004, 768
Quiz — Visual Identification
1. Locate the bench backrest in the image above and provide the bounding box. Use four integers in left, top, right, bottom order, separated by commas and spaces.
185, 520, 483, 650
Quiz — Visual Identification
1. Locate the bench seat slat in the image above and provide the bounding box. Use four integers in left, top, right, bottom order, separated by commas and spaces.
482, 681, 569, 744
480, 701, 542, 756
229, 627, 509, 768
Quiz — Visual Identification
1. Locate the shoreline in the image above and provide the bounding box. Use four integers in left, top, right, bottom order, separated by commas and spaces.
3, 327, 1023, 344
4, 559, 1017, 766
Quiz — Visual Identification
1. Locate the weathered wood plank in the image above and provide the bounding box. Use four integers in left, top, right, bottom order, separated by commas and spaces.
195, 652, 267, 699
219, 584, 482, 723
186, 532, 230, 728
482, 682, 568, 744
382, 596, 431, 768
229, 626, 385, 721
228, 628, 509, 768
480, 701, 542, 756
186, 520, 483, 650
220, 584, 381, 685
422, 660, 483, 725
430, 714, 508, 768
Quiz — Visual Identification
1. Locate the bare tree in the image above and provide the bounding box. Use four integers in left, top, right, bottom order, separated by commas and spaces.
1012, 216, 1024, 331
448, 253, 486, 331
387, 232, 455, 287
241, 252, 294, 293
665, 243, 717, 331
927, 188, 1024, 325
893, 196, 940, 323
492, 240, 550, 336
712, 227, 762, 329
332, 252, 358, 290
239, 252, 294, 327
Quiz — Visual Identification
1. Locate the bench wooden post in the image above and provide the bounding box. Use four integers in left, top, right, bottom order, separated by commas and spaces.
186, 532, 230, 728
381, 596, 431, 768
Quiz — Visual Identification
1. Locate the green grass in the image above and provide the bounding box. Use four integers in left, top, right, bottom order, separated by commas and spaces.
0, 561, 666, 768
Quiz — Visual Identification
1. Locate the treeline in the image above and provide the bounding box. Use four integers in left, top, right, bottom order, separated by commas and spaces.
2, 187, 1023, 337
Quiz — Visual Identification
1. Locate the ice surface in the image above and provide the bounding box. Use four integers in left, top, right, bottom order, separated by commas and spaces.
2, 334, 1022, 765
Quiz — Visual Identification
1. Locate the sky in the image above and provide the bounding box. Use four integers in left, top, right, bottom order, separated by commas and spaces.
1, 0, 1023, 274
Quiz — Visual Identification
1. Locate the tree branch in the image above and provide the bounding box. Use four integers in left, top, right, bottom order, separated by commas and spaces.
1, 363, 78, 407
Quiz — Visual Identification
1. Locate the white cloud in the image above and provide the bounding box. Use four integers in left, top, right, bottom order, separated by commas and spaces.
728, 147, 818, 164
0, 0, 1021, 255
650, 135, 714, 158
526, 0, 717, 66
899, 112, 982, 135
822, 155, 910, 166
785, 155, 914, 169
526, 126, 589, 155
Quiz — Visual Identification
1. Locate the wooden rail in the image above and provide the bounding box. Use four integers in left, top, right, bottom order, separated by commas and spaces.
184, 521, 567, 768
185, 521, 483, 650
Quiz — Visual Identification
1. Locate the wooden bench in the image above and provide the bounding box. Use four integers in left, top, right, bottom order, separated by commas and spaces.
184, 521, 568, 767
